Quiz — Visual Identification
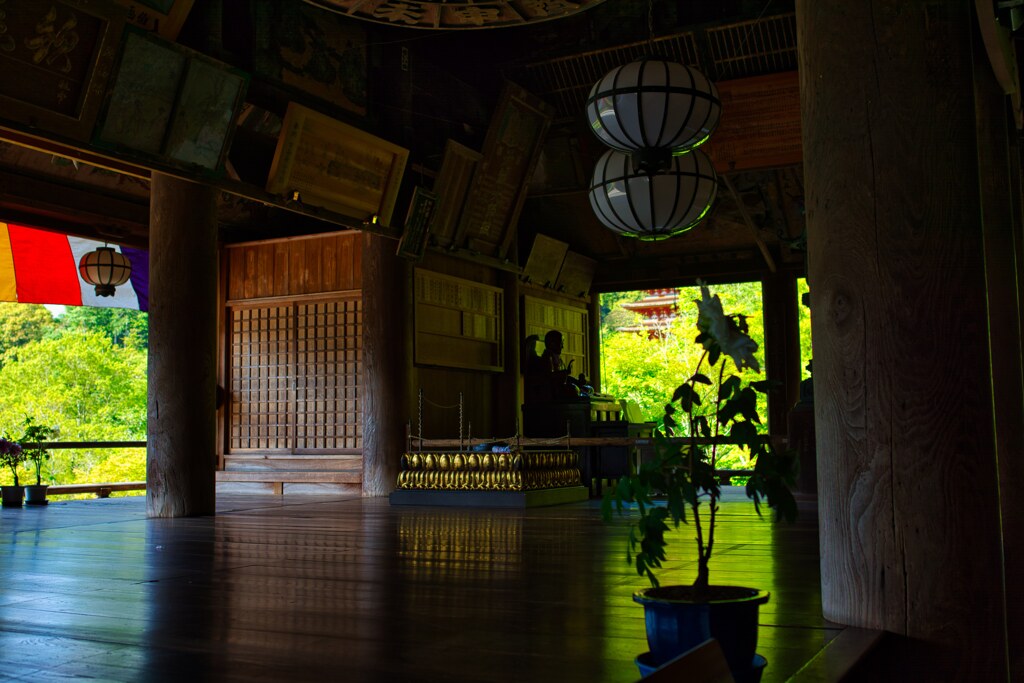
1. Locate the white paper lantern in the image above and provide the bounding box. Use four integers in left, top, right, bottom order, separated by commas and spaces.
588, 147, 718, 241
585, 58, 721, 160
78, 246, 131, 297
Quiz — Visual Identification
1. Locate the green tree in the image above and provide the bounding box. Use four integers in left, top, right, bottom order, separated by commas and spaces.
0, 303, 55, 363
0, 330, 147, 486
600, 282, 766, 469
56, 306, 149, 348
797, 278, 812, 380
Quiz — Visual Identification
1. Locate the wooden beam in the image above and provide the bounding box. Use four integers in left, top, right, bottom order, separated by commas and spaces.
722, 175, 776, 273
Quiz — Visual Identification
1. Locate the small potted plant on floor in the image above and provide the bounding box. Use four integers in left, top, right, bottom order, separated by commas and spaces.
21, 418, 59, 506
602, 281, 798, 680
0, 435, 25, 507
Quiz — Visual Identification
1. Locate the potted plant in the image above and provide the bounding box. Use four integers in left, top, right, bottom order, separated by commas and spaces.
21, 418, 59, 506
602, 282, 798, 680
0, 435, 25, 507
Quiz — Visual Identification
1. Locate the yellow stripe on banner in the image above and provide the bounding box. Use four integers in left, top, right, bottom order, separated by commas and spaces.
0, 223, 16, 301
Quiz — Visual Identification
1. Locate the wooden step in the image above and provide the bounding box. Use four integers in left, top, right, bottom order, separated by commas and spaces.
223, 454, 362, 473
215, 470, 361, 484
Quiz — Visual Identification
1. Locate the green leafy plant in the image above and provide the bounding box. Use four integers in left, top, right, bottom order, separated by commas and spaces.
602, 282, 798, 593
20, 417, 59, 486
0, 435, 25, 486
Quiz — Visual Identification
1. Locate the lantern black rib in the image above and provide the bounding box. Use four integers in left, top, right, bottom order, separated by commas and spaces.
673, 68, 699, 151
614, 65, 638, 150
623, 162, 647, 237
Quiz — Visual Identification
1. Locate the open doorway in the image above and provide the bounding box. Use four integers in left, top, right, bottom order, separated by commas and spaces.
598, 281, 766, 471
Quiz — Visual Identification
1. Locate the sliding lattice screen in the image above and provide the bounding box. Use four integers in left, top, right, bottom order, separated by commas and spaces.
229, 297, 362, 453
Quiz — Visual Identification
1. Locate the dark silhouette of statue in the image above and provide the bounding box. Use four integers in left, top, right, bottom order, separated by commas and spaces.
524, 330, 577, 402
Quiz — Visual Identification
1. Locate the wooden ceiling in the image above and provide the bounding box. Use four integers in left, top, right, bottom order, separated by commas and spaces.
0, 0, 807, 289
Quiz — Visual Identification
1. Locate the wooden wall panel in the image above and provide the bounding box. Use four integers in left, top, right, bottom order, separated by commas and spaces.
289, 240, 305, 294
323, 236, 338, 292
274, 242, 289, 296
226, 231, 362, 300
413, 367, 496, 440
413, 268, 504, 372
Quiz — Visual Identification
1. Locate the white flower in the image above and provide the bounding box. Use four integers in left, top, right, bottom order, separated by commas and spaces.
696, 282, 760, 372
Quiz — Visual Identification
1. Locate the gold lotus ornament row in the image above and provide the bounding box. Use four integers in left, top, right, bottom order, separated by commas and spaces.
396, 468, 582, 491
400, 450, 578, 473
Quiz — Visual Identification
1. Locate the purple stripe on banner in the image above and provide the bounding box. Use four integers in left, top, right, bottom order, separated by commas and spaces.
122, 247, 149, 312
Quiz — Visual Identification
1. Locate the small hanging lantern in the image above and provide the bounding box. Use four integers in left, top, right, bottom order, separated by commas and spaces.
588, 147, 718, 241
585, 57, 721, 173
78, 245, 131, 297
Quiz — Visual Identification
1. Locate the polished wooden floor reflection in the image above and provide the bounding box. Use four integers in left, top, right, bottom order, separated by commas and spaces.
0, 490, 833, 682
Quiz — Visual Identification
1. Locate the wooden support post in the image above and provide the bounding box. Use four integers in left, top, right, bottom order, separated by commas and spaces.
361, 233, 404, 496
587, 295, 602, 394
147, 173, 218, 518
798, 0, 1013, 676
497, 270, 521, 436
761, 273, 800, 438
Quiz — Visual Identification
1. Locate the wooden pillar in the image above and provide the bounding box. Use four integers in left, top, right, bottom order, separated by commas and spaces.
761, 272, 800, 438
798, 0, 1012, 676
587, 295, 602, 393
497, 271, 521, 436
975, 42, 1024, 676
147, 173, 218, 518
361, 233, 404, 496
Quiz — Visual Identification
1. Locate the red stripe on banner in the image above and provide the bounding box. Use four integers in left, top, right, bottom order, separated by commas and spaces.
8, 225, 82, 305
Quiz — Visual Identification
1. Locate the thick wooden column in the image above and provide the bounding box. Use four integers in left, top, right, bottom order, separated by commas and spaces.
798, 0, 1012, 676
147, 173, 218, 518
361, 233, 404, 496
587, 295, 602, 393
761, 272, 800, 438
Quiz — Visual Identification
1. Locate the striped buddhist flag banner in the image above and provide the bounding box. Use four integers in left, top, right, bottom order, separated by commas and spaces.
0, 223, 148, 311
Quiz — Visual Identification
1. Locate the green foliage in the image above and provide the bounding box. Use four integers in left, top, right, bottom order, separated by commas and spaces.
600, 282, 767, 469
0, 436, 25, 487
0, 303, 56, 365
602, 283, 798, 593
797, 278, 813, 380
0, 327, 146, 487
55, 307, 149, 349
19, 416, 59, 486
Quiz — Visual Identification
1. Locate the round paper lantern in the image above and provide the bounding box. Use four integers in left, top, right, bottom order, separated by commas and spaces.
588, 147, 718, 241
78, 246, 131, 297
585, 58, 721, 162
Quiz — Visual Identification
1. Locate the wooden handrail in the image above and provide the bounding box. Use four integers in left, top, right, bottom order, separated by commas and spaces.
26, 441, 146, 449
47, 482, 146, 498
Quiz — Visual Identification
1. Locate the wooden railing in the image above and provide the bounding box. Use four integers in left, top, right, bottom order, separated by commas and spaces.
28, 441, 146, 498
48, 482, 146, 498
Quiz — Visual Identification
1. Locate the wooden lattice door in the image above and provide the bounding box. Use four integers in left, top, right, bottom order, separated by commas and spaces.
228, 297, 362, 454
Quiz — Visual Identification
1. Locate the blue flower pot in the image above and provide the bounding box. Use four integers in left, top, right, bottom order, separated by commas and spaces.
633, 585, 770, 675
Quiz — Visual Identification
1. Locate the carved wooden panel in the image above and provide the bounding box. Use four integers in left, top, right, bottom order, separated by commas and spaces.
0, 1, 125, 141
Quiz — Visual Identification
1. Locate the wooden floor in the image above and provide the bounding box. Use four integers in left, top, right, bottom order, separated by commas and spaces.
0, 489, 836, 682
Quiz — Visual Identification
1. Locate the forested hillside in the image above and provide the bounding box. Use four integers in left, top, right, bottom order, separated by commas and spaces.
0, 304, 148, 488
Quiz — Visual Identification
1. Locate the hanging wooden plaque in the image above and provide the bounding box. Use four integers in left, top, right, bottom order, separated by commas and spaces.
454, 81, 553, 258
267, 102, 408, 225
0, 1, 126, 142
